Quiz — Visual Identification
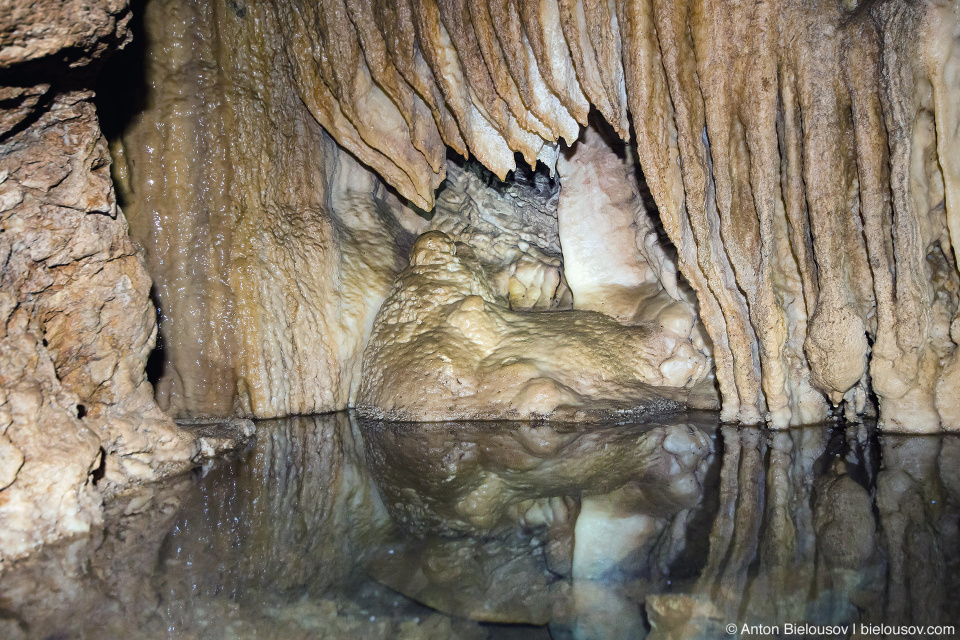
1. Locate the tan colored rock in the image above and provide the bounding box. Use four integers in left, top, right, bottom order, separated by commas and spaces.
374, 0, 470, 157
517, 0, 590, 124
0, 0, 198, 563
345, 0, 447, 174
0, 0, 131, 69
429, 160, 572, 311
115, 0, 426, 419
556, 123, 711, 392
486, 0, 581, 145
357, 230, 715, 420
105, 0, 960, 431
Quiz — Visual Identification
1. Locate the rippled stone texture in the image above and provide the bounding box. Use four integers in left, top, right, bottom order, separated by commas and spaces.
109, 0, 428, 419
104, 0, 960, 431
0, 414, 958, 638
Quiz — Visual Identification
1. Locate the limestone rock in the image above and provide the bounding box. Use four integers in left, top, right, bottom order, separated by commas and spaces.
226, 0, 958, 431
556, 122, 712, 391
112, 0, 426, 419
0, 0, 199, 565
430, 159, 572, 311
357, 230, 715, 420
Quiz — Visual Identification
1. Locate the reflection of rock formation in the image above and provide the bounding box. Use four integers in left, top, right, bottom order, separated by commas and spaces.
362, 414, 716, 626
0, 477, 194, 639
647, 427, 960, 639
873, 435, 958, 629
358, 231, 715, 420
157, 414, 391, 602
362, 415, 714, 535
361, 415, 960, 636
0, 414, 480, 640
2, 413, 959, 637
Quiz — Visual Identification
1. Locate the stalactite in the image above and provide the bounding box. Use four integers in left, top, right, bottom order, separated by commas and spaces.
260, 0, 960, 431
103, 0, 960, 430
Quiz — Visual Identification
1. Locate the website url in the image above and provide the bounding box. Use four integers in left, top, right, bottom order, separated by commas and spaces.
856, 624, 955, 637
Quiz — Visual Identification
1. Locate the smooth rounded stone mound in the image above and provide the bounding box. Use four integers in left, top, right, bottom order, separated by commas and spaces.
357, 231, 717, 421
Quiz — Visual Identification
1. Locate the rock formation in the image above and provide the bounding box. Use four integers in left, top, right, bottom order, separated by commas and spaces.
99, 0, 960, 432
357, 151, 714, 419
4, 0, 960, 574
357, 229, 714, 419
0, 0, 204, 564
108, 0, 427, 419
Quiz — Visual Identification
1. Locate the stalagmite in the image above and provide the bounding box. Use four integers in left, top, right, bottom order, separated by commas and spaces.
357, 229, 715, 420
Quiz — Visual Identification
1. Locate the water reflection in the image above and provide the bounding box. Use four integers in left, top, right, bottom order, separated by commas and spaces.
0, 413, 958, 639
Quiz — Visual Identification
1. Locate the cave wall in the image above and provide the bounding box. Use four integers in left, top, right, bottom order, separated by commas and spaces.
247, 0, 960, 432
0, 0, 197, 563
110, 0, 426, 419
101, 0, 960, 431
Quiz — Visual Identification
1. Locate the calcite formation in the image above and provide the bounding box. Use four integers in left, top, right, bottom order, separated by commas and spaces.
357, 229, 714, 420
429, 159, 572, 312
555, 122, 711, 381
357, 149, 714, 418
4, 0, 960, 566
104, 0, 960, 431
196, 0, 954, 432
110, 0, 427, 418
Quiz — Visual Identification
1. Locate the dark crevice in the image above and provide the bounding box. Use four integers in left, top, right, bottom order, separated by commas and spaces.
91, 447, 107, 486
145, 286, 166, 387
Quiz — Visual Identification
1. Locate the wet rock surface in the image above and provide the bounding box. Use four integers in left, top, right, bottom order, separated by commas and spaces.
357, 231, 715, 420
1, 412, 958, 639
107, 0, 427, 419
150, 0, 958, 431
0, 0, 203, 564
101, 0, 960, 431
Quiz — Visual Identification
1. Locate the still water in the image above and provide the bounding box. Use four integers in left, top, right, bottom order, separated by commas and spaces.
1, 412, 959, 639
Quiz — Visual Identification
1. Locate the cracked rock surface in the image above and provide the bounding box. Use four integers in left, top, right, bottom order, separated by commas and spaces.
0, 0, 201, 565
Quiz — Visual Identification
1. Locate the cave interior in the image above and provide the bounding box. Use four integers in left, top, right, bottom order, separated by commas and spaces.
1, 0, 960, 637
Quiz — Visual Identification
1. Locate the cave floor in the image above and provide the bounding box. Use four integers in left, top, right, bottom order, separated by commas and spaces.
2, 411, 959, 640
